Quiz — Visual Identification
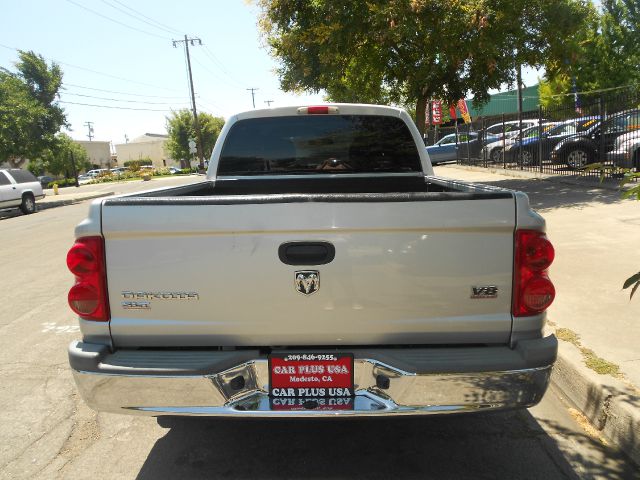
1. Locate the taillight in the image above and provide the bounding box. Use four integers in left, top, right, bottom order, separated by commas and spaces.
297, 106, 339, 115
67, 236, 109, 321
513, 230, 555, 317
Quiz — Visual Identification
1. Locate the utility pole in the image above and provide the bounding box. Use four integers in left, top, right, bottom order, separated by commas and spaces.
264, 100, 274, 107
516, 63, 523, 166
247, 88, 259, 108
84, 121, 94, 141
173, 35, 205, 169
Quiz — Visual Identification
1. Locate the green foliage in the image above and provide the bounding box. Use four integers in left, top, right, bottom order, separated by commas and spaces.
48, 178, 77, 188
40, 133, 91, 177
258, 0, 590, 133
0, 50, 67, 167
541, 0, 640, 108
165, 109, 225, 163
123, 158, 153, 169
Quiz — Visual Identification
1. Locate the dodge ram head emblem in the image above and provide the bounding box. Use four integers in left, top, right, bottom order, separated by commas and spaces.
295, 271, 320, 295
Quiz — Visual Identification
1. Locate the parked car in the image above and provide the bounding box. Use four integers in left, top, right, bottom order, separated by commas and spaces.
110, 167, 127, 175
77, 174, 93, 185
482, 124, 557, 164
168, 166, 181, 174
484, 119, 540, 141
503, 118, 597, 166
37, 175, 56, 187
607, 130, 640, 170
0, 168, 45, 214
551, 109, 640, 169
426, 132, 483, 164
86, 169, 109, 178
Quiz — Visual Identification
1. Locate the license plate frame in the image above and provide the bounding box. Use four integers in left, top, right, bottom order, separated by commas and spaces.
268, 353, 355, 399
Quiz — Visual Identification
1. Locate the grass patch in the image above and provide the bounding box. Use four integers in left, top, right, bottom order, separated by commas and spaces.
555, 327, 623, 378
556, 327, 580, 346
582, 349, 621, 376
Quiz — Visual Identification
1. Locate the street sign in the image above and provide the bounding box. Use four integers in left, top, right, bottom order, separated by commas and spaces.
188, 139, 197, 154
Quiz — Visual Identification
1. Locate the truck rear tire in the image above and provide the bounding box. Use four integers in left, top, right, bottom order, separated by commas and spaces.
20, 193, 36, 214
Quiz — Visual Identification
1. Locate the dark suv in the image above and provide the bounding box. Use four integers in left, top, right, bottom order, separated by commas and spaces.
551, 109, 640, 169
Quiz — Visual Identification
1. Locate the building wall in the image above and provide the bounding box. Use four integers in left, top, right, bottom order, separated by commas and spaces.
75, 141, 112, 168
114, 134, 178, 168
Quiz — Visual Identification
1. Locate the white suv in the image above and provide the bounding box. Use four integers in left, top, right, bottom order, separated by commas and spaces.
0, 169, 45, 214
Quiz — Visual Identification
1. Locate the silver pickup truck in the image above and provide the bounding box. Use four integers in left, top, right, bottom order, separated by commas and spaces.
67, 104, 557, 416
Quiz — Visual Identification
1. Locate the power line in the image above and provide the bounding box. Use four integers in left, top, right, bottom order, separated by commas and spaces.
202, 45, 246, 86
64, 0, 168, 40
59, 100, 174, 112
546, 83, 640, 97
109, 0, 183, 35
63, 91, 189, 105
63, 83, 186, 99
0, 42, 181, 92
98, 0, 180, 36
196, 95, 226, 111
192, 57, 243, 90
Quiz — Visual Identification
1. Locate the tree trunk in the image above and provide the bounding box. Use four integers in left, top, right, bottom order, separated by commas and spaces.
8, 156, 26, 168
415, 95, 428, 138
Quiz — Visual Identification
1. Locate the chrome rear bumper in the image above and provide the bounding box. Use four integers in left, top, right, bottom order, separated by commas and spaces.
69, 337, 556, 417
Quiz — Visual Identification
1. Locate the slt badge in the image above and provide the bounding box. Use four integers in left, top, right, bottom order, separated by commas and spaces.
295, 271, 320, 295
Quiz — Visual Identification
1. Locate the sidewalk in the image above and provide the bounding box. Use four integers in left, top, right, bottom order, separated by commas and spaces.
38, 189, 114, 209
434, 164, 640, 463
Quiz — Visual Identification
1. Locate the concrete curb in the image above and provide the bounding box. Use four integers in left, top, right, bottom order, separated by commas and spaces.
38, 192, 114, 210
552, 340, 640, 465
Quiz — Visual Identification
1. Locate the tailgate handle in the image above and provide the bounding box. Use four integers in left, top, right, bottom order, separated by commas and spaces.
278, 242, 335, 266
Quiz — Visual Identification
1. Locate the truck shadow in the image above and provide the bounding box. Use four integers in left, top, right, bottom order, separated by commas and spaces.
0, 208, 22, 220
479, 177, 629, 212
135, 410, 636, 479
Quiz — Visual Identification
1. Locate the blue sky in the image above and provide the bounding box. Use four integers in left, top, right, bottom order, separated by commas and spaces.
1, 1, 541, 145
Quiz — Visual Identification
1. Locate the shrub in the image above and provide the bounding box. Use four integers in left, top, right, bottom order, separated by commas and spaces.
48, 178, 78, 188
123, 159, 153, 169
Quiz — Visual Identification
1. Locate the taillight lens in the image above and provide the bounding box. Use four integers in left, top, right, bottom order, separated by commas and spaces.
297, 106, 339, 115
513, 230, 555, 317
67, 236, 109, 321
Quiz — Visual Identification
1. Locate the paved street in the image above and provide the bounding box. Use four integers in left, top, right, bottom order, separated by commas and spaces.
1, 176, 638, 479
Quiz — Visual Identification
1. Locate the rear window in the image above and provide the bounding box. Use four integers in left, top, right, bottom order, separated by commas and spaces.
8, 169, 37, 183
218, 115, 421, 175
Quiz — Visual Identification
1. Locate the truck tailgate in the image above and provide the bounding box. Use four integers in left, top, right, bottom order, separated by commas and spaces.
103, 196, 515, 347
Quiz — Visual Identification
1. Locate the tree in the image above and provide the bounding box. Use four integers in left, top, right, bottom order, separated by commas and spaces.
257, 0, 590, 133
28, 133, 91, 177
541, 0, 640, 108
165, 110, 225, 165
0, 50, 66, 167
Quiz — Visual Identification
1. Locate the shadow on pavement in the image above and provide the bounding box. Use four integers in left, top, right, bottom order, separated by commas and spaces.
476, 177, 627, 212
136, 411, 636, 479
0, 208, 24, 221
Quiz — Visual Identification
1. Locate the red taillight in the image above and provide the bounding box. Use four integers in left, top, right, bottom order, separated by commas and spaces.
513, 230, 555, 317
67, 236, 109, 321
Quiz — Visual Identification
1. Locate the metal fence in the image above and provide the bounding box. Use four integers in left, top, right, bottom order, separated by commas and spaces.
426, 87, 640, 178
